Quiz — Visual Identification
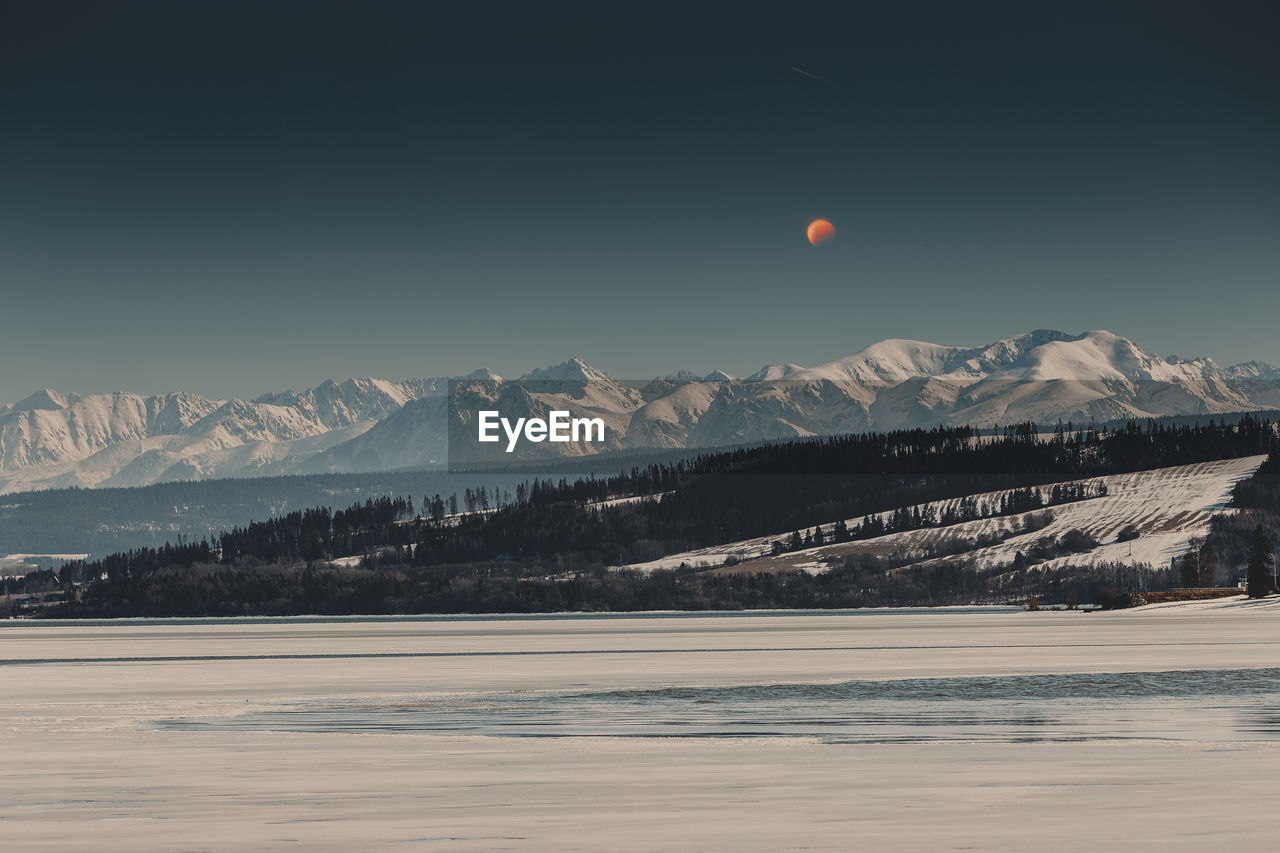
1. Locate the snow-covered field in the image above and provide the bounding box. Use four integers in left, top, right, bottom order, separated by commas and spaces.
4, 607, 1280, 850
625, 455, 1266, 574
0, 552, 88, 576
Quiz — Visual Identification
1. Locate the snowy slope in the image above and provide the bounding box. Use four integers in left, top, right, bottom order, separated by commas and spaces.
295, 396, 451, 474
623, 456, 1267, 574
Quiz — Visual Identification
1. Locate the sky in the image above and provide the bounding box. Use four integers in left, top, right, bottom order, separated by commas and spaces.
3, 1, 1278, 402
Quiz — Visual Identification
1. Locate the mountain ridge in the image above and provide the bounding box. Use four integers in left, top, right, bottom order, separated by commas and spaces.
4, 330, 1280, 491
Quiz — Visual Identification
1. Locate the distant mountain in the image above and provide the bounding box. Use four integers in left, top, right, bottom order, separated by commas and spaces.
292, 395, 452, 474
4, 330, 1280, 491
0, 379, 437, 492
0, 390, 220, 472
733, 329, 1280, 433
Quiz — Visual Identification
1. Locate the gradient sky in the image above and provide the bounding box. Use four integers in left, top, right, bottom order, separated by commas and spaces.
3, 1, 1278, 403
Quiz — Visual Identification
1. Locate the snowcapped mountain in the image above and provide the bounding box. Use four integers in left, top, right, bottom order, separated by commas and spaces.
291, 395, 452, 474
758, 329, 1248, 385
3, 330, 1280, 491
0, 390, 220, 472
250, 377, 439, 429
520, 356, 612, 383
0, 378, 437, 492
713, 330, 1280, 438
278, 332, 1280, 471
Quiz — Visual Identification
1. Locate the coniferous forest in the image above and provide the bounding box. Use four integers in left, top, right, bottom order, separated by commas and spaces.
1175, 450, 1280, 595
14, 416, 1280, 617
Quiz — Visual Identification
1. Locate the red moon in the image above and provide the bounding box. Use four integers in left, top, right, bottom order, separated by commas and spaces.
807, 218, 835, 246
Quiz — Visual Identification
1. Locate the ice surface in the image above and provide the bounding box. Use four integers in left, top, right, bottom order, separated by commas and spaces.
3, 606, 1280, 850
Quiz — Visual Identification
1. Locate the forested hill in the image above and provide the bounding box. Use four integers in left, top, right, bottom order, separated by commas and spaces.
406, 417, 1279, 568
26, 416, 1278, 617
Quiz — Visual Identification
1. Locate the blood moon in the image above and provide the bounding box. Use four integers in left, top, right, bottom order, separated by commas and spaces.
806, 218, 835, 246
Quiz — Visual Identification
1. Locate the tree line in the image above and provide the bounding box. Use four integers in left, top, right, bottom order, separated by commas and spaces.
27, 414, 1280, 617
1176, 450, 1279, 598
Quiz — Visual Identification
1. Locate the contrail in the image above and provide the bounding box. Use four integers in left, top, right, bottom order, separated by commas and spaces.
791, 67, 830, 83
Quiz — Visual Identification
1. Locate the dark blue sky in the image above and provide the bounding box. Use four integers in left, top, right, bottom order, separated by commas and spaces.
3, 1, 1278, 402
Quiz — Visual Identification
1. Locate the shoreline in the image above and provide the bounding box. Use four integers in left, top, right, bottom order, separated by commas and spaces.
8, 595, 1280, 624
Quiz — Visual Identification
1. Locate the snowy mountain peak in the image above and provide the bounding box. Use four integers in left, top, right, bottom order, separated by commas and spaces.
659, 369, 735, 383
11, 388, 78, 413
815, 338, 968, 382
1222, 361, 1280, 380
746, 362, 807, 381
745, 330, 1271, 387
521, 357, 614, 383
983, 330, 1219, 382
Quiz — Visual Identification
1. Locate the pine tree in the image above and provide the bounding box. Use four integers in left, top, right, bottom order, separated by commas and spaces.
1246, 524, 1272, 599
1180, 541, 1201, 588
1197, 542, 1217, 587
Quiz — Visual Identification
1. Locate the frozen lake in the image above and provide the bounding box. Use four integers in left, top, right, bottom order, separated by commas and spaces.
4, 603, 1280, 850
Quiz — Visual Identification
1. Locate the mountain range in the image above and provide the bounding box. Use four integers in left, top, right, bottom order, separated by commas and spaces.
4, 330, 1280, 492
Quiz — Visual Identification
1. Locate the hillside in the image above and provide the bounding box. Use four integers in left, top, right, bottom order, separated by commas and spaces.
631, 456, 1265, 577
15, 415, 1279, 617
